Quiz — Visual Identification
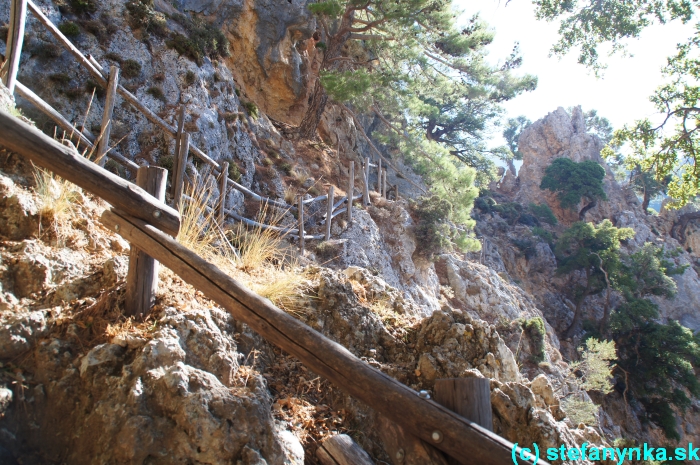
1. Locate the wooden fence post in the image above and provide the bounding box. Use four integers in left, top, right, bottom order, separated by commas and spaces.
298, 196, 305, 255
347, 161, 354, 223
125, 166, 167, 317
435, 378, 493, 465
2, 0, 27, 94
218, 161, 229, 227
317, 434, 374, 465
364, 157, 370, 205
171, 106, 186, 198
325, 185, 334, 241
377, 157, 382, 193
96, 65, 119, 166
382, 168, 387, 199
172, 132, 189, 207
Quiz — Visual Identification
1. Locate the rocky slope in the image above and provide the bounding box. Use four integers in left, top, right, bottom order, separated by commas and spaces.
1, 0, 700, 463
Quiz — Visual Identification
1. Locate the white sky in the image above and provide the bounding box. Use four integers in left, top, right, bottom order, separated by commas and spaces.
455, 0, 696, 143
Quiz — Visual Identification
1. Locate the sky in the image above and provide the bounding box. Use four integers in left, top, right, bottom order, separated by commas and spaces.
455, 0, 696, 143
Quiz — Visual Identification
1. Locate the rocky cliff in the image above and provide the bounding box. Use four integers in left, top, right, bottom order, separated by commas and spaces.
1, 1, 700, 464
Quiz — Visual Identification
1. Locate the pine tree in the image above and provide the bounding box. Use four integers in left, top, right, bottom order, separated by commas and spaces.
540, 158, 607, 220
554, 220, 634, 339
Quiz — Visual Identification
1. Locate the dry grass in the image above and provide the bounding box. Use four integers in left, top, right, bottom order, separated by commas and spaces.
283, 185, 297, 205
177, 177, 311, 315
33, 165, 84, 240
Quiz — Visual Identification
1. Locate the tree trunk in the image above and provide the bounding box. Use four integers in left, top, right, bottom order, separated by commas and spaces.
563, 269, 591, 339
298, 12, 354, 139
578, 198, 597, 220
642, 189, 651, 213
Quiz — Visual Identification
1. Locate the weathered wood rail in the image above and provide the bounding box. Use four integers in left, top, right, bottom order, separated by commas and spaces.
1, 0, 407, 255
0, 25, 550, 465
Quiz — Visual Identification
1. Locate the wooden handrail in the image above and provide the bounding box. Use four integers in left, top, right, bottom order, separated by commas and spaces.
100, 208, 547, 465
0, 111, 180, 236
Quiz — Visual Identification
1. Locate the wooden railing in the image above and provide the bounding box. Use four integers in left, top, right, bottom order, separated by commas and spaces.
0, 110, 547, 465
0, 0, 402, 256
1, 3, 549, 463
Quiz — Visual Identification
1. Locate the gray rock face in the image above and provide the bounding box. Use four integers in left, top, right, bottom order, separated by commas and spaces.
516, 106, 629, 223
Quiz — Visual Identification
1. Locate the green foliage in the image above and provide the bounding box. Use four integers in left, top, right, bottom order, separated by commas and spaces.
69, 0, 97, 15
184, 70, 197, 86
529, 202, 557, 225
533, 0, 695, 72
321, 69, 374, 109
412, 195, 456, 259
540, 158, 607, 212
241, 101, 258, 118
104, 52, 123, 63
562, 396, 598, 426
556, 220, 634, 336
571, 338, 616, 393
619, 243, 683, 299
503, 116, 531, 159
532, 226, 554, 245
121, 59, 142, 78
146, 86, 165, 102
522, 317, 546, 363
126, 0, 166, 35
307, 1, 343, 17
512, 238, 537, 259
58, 21, 80, 37
158, 155, 174, 172
228, 163, 242, 182
630, 164, 671, 212
166, 15, 230, 66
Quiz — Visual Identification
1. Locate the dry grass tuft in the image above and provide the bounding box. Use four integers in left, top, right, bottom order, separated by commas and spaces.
178, 178, 310, 315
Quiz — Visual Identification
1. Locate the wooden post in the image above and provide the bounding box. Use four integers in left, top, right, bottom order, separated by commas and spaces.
218, 161, 229, 227
382, 168, 387, 198
347, 161, 354, 224
377, 157, 382, 193
96, 65, 119, 166
325, 185, 334, 241
298, 196, 305, 255
364, 157, 370, 205
395, 184, 399, 200
2, 0, 27, 94
172, 132, 189, 207
317, 434, 374, 465
124, 166, 167, 318
378, 415, 449, 465
435, 378, 493, 465
171, 106, 186, 194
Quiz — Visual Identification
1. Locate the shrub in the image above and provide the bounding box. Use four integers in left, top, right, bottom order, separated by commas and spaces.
126, 0, 167, 35
279, 162, 293, 176
412, 195, 455, 259
49, 73, 71, 84
69, 0, 97, 15
31, 42, 62, 60
85, 78, 105, 98
517, 212, 539, 226
512, 238, 537, 259
529, 202, 557, 224
104, 52, 123, 63
522, 316, 546, 363
146, 86, 165, 102
242, 101, 258, 118
158, 155, 174, 172
80, 19, 106, 39
121, 59, 142, 78
184, 70, 196, 86
167, 14, 230, 65
532, 226, 553, 244
228, 163, 242, 182
58, 21, 80, 37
